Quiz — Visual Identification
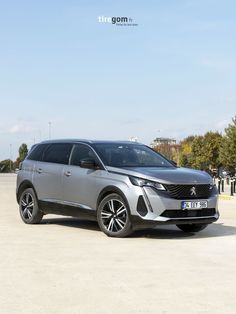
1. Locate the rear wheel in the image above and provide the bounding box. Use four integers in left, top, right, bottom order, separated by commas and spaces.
19, 188, 43, 224
176, 223, 208, 233
97, 193, 133, 237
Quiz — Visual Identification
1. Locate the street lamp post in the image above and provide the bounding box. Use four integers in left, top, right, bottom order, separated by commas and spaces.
48, 122, 52, 139
39, 130, 42, 142
9, 144, 12, 172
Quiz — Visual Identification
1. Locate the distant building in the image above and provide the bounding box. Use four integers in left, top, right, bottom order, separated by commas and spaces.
129, 137, 138, 142
150, 137, 176, 148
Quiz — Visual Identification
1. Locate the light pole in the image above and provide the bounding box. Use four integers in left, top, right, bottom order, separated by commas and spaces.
48, 121, 52, 139
39, 130, 42, 142
9, 144, 12, 172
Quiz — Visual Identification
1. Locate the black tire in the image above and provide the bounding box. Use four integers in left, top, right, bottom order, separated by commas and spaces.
19, 188, 43, 224
176, 223, 208, 233
97, 193, 133, 237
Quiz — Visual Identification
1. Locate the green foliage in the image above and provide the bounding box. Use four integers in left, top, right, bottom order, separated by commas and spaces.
179, 153, 189, 167
203, 132, 223, 168
0, 143, 29, 172
179, 136, 194, 167
191, 135, 205, 169
0, 159, 13, 172
179, 132, 223, 170
219, 116, 236, 170
19, 143, 28, 161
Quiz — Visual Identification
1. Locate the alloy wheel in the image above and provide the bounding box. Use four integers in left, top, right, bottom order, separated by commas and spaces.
20, 192, 34, 220
101, 199, 128, 233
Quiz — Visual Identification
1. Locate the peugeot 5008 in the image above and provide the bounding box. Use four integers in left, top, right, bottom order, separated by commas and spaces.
16, 140, 219, 237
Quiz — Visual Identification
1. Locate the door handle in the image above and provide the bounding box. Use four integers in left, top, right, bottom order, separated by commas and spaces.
37, 168, 43, 174
64, 171, 72, 177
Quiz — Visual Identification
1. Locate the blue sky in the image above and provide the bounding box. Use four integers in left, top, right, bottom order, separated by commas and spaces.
0, 0, 236, 160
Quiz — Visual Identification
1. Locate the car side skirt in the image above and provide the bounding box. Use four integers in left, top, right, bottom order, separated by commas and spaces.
38, 200, 97, 221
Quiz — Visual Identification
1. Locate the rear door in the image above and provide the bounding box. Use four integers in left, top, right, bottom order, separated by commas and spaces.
32, 143, 73, 203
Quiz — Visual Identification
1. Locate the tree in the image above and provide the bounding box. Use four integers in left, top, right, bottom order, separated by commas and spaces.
220, 116, 236, 170
153, 143, 172, 160
179, 132, 222, 170
179, 136, 195, 168
14, 157, 21, 169
153, 144, 181, 163
0, 159, 13, 172
191, 135, 205, 169
202, 131, 222, 169
19, 143, 28, 161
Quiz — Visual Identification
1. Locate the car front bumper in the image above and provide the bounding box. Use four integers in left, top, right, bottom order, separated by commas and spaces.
129, 185, 219, 230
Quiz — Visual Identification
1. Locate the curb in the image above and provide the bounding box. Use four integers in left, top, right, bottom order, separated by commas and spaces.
219, 195, 236, 200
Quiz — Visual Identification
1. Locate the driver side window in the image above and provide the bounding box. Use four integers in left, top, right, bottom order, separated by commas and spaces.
70, 144, 97, 166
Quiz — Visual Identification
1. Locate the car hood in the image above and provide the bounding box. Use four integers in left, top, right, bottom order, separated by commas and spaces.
106, 166, 212, 185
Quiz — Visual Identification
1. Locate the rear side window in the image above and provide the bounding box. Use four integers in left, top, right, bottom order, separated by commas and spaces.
27, 144, 48, 161
43, 144, 73, 165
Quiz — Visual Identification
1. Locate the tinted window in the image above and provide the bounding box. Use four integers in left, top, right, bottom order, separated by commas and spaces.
27, 144, 48, 161
70, 144, 98, 166
93, 144, 173, 168
43, 144, 73, 165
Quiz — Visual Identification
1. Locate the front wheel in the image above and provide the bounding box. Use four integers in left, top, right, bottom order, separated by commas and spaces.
19, 188, 43, 224
97, 193, 133, 237
176, 223, 208, 233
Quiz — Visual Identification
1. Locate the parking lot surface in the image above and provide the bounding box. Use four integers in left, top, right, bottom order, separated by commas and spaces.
1, 174, 236, 314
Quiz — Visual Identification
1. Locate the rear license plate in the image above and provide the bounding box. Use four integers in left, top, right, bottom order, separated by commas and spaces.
181, 201, 208, 210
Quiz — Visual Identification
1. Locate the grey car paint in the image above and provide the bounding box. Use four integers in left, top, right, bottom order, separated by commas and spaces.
16, 139, 219, 232
32, 161, 64, 203
106, 166, 212, 185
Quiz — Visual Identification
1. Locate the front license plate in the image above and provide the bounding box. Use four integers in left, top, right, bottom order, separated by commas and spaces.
181, 201, 208, 210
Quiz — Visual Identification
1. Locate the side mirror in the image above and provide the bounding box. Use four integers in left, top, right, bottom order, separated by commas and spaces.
79, 158, 99, 170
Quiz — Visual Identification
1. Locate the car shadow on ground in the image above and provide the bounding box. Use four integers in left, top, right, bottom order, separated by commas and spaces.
42, 217, 236, 239
133, 223, 236, 239
42, 217, 100, 232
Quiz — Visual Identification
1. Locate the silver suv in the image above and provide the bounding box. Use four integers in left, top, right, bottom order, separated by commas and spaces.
16, 140, 219, 237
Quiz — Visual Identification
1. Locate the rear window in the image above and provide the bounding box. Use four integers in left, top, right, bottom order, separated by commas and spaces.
27, 144, 49, 161
43, 143, 73, 165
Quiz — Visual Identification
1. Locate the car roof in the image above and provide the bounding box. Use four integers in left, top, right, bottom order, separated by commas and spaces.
38, 139, 143, 146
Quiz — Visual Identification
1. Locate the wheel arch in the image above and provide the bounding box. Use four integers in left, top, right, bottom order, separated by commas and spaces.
17, 180, 38, 203
96, 186, 131, 213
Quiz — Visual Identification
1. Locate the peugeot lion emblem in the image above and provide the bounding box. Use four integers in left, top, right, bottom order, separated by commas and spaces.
190, 186, 197, 196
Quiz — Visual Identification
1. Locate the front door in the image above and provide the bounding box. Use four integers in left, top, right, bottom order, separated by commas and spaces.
62, 144, 102, 213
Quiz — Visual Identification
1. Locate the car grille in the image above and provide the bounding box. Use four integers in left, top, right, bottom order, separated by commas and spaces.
160, 208, 216, 218
164, 184, 212, 199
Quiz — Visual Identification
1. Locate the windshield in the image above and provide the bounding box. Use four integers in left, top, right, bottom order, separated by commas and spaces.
93, 143, 174, 168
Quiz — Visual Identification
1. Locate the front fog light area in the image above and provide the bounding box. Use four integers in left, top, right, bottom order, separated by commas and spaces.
129, 176, 166, 191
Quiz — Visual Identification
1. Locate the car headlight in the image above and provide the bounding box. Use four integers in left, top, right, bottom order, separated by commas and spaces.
129, 176, 166, 191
